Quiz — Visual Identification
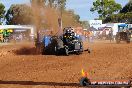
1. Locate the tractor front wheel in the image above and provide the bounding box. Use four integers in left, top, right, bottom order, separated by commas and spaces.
76, 51, 80, 55
65, 48, 69, 56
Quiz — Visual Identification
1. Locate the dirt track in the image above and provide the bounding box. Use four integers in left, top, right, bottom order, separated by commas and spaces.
0, 41, 132, 88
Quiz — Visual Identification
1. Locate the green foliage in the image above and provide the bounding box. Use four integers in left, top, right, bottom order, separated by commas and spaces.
74, 14, 80, 23
57, 0, 66, 10
90, 0, 122, 19
30, 0, 84, 28
104, 1, 132, 23
104, 12, 132, 23
0, 3, 6, 24
6, 4, 33, 25
62, 10, 82, 27
5, 0, 87, 28
120, 1, 132, 13
80, 21, 90, 28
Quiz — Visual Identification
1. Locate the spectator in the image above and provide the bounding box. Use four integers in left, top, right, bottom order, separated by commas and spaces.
89, 31, 94, 43
109, 29, 113, 42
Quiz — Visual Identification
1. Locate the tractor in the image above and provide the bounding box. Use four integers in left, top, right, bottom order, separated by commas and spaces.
40, 27, 84, 55
0, 29, 13, 43
54, 27, 83, 55
115, 24, 131, 44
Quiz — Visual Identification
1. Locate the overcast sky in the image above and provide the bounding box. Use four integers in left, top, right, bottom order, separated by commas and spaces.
0, 0, 129, 21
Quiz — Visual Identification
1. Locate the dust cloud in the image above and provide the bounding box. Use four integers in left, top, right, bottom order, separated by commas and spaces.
31, 2, 60, 36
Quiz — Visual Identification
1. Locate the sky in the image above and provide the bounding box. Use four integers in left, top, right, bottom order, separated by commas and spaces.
0, 0, 129, 21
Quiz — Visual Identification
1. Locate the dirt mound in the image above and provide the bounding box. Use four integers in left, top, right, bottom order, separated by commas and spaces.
14, 47, 37, 55
0, 43, 37, 57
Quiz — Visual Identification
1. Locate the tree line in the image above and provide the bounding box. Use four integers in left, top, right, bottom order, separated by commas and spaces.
1, 0, 131, 27
91, 0, 132, 23
0, 0, 89, 29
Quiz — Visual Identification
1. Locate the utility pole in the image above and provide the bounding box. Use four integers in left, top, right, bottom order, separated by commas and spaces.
58, 1, 63, 36
60, 3, 63, 30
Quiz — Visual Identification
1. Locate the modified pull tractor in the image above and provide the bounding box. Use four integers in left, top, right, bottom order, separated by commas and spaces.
55, 27, 85, 56
41, 27, 91, 55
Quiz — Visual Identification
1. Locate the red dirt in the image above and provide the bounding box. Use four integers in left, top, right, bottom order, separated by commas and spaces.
0, 41, 132, 88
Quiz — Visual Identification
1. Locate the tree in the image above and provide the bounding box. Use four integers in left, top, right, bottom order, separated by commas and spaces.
74, 14, 80, 23
6, 4, 33, 25
62, 10, 82, 28
30, 0, 67, 29
120, 0, 132, 13
57, 0, 66, 10
0, 3, 6, 24
30, 0, 66, 9
104, 1, 132, 23
80, 21, 89, 28
90, 0, 122, 19
103, 12, 132, 23
30, 0, 83, 34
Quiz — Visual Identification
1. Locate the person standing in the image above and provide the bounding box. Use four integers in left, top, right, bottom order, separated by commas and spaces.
89, 31, 94, 43
109, 29, 113, 42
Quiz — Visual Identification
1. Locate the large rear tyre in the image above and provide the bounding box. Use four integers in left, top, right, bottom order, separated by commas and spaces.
41, 49, 45, 55
76, 51, 80, 55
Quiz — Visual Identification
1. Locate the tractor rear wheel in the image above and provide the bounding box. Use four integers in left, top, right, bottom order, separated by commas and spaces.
55, 46, 59, 55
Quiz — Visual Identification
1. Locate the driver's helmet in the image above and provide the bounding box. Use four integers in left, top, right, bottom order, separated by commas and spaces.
66, 29, 71, 33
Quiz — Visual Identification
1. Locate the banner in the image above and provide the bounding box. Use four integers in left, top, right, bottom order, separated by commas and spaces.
89, 20, 102, 30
